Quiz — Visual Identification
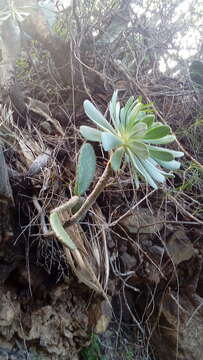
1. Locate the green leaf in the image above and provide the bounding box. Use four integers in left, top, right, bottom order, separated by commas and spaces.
149, 148, 174, 161
141, 159, 165, 183
80, 126, 102, 142
84, 100, 115, 133
50, 212, 76, 250
115, 102, 121, 129
149, 145, 184, 158
144, 135, 176, 144
101, 132, 122, 151
128, 150, 158, 189
111, 148, 124, 171
136, 111, 146, 121
141, 114, 155, 128
130, 122, 147, 136
74, 143, 96, 196
130, 141, 149, 159
109, 90, 119, 129
147, 158, 175, 176
128, 102, 142, 123
155, 159, 181, 170
119, 107, 126, 129
144, 125, 171, 140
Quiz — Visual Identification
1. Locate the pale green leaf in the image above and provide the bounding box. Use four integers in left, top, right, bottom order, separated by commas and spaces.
111, 148, 124, 171
130, 141, 149, 159
130, 122, 147, 137
74, 143, 96, 196
128, 150, 158, 189
101, 132, 122, 151
144, 125, 171, 140
115, 102, 121, 129
128, 103, 142, 122
80, 126, 102, 142
142, 159, 165, 183
141, 114, 155, 127
84, 100, 115, 132
149, 148, 174, 161
136, 111, 146, 121
50, 212, 76, 250
144, 135, 176, 144
109, 90, 118, 128
149, 145, 184, 158
155, 159, 181, 170
147, 158, 175, 176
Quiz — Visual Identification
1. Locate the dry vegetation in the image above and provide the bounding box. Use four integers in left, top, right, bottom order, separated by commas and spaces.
0, 0, 203, 359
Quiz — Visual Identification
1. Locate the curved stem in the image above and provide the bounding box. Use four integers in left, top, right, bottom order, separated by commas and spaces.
64, 159, 112, 227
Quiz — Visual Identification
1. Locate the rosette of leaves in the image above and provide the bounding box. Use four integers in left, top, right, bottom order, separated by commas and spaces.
80, 91, 184, 189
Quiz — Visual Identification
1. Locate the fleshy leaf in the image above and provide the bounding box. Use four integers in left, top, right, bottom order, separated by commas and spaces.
127, 102, 142, 125
131, 122, 147, 136
84, 100, 115, 132
155, 159, 181, 170
141, 159, 165, 183
144, 135, 176, 145
149, 145, 184, 158
74, 143, 96, 196
111, 148, 124, 171
50, 212, 76, 250
144, 125, 171, 140
128, 150, 158, 189
80, 126, 102, 142
101, 132, 122, 151
109, 90, 119, 129
149, 148, 174, 161
130, 141, 149, 159
147, 158, 175, 176
141, 114, 155, 128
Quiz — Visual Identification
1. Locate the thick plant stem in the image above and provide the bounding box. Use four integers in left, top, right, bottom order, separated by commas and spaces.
64, 159, 112, 228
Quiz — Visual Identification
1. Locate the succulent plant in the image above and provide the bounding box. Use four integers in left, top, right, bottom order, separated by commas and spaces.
80, 91, 184, 189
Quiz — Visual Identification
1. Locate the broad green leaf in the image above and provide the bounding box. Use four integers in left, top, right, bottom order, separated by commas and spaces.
155, 159, 181, 170
128, 150, 158, 189
101, 132, 122, 151
149, 145, 184, 158
130, 141, 149, 159
84, 100, 115, 133
149, 148, 174, 161
144, 125, 171, 140
80, 126, 102, 142
111, 148, 124, 171
74, 143, 96, 196
50, 212, 76, 250
144, 135, 176, 145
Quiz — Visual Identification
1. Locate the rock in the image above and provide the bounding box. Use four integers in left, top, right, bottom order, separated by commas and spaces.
88, 299, 112, 334
166, 229, 195, 265
120, 208, 165, 234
